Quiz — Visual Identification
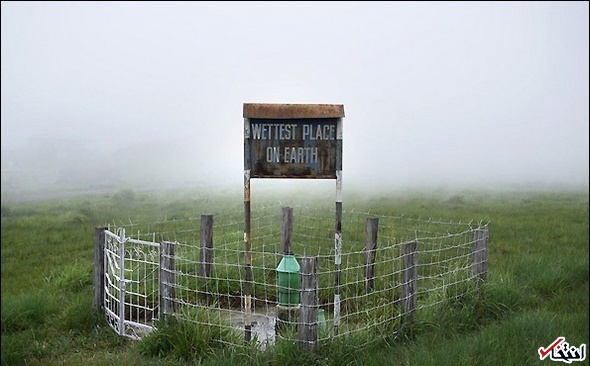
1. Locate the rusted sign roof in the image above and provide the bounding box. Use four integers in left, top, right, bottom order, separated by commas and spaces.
243, 103, 345, 119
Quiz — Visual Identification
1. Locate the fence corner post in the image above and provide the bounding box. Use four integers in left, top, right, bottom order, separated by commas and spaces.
160, 241, 176, 322
473, 229, 489, 282
93, 226, 107, 311
200, 214, 214, 277
401, 240, 418, 323
276, 206, 299, 336
299, 256, 319, 351
364, 217, 379, 293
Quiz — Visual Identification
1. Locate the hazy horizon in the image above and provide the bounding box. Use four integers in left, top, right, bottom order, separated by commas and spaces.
2, 2, 588, 200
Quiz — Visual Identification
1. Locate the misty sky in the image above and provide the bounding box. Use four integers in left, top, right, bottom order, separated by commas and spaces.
1, 1, 589, 192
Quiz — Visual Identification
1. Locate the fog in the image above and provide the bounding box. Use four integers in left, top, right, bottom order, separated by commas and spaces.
2, 2, 588, 200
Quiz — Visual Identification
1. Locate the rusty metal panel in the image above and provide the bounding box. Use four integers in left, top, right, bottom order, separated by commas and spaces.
247, 118, 339, 179
244, 103, 344, 119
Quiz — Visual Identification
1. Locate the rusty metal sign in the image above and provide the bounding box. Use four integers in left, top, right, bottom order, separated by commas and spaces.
244, 104, 344, 179
242, 103, 345, 340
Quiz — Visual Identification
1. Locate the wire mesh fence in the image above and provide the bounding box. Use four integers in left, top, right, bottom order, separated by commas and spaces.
96, 203, 489, 350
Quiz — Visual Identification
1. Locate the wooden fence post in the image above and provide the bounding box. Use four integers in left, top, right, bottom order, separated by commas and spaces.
160, 241, 176, 321
276, 207, 299, 335
401, 240, 418, 323
473, 229, 489, 282
299, 256, 319, 351
281, 207, 294, 255
93, 226, 107, 310
364, 217, 379, 293
200, 214, 214, 277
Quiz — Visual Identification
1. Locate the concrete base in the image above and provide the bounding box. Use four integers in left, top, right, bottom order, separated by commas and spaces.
275, 304, 300, 336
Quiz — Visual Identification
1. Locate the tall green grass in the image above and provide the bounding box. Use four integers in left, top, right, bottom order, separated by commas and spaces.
2, 187, 588, 365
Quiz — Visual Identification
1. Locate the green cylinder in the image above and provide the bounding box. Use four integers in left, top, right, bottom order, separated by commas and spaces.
318, 309, 327, 337
276, 255, 300, 306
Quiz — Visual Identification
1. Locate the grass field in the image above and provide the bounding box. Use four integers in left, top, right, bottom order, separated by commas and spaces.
1, 186, 588, 365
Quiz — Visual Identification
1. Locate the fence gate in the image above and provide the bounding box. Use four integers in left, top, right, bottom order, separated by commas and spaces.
103, 228, 160, 339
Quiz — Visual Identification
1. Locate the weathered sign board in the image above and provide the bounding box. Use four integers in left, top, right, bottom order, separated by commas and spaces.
244, 103, 344, 179
242, 103, 345, 342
